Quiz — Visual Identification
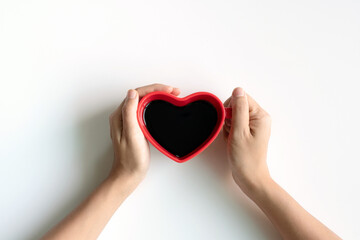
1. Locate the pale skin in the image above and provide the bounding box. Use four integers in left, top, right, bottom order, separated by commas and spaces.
42, 84, 341, 240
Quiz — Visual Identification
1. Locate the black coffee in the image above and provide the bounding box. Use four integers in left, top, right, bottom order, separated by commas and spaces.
144, 100, 218, 158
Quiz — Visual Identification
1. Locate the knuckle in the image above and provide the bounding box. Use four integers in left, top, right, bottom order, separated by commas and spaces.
141, 83, 159, 90
257, 108, 271, 120
231, 129, 248, 143
230, 135, 244, 148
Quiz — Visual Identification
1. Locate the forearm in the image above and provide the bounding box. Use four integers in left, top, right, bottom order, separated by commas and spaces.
245, 177, 340, 240
42, 173, 139, 240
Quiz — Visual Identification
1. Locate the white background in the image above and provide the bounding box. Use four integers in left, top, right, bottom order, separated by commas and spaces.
1, 0, 359, 239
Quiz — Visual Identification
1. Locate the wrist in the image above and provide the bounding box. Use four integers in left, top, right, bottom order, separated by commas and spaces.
107, 170, 144, 192
234, 171, 274, 200
244, 176, 276, 202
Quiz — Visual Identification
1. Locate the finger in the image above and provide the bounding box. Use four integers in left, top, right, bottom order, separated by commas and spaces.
109, 100, 125, 142
244, 93, 271, 138
230, 87, 250, 136
246, 93, 263, 114
223, 96, 231, 108
225, 118, 231, 127
122, 89, 140, 141
226, 91, 262, 113
223, 97, 232, 130
135, 83, 180, 98
170, 87, 181, 96
223, 126, 229, 142
245, 93, 270, 123
223, 121, 231, 133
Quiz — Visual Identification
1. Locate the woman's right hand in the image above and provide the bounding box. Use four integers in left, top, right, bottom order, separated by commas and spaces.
223, 87, 272, 196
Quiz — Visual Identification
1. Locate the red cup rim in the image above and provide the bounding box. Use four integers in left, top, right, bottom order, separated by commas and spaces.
136, 91, 225, 163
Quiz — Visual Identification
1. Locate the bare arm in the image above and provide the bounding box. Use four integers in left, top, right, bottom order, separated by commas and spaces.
42, 174, 139, 240
249, 178, 339, 240
42, 84, 181, 240
223, 87, 340, 240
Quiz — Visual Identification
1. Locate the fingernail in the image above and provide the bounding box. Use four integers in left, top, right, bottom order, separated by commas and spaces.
127, 89, 136, 99
233, 87, 245, 97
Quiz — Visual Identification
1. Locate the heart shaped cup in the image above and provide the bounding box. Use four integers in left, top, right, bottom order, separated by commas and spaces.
137, 91, 232, 163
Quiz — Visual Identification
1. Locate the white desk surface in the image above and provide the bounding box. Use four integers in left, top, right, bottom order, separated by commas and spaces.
1, 0, 359, 239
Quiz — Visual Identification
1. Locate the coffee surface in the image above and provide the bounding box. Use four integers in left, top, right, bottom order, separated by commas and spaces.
144, 100, 218, 158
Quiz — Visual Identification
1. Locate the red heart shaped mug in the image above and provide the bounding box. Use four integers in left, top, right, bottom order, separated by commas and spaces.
137, 91, 232, 163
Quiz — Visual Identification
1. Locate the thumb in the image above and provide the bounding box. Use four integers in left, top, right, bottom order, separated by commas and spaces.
122, 89, 141, 141
230, 87, 250, 137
